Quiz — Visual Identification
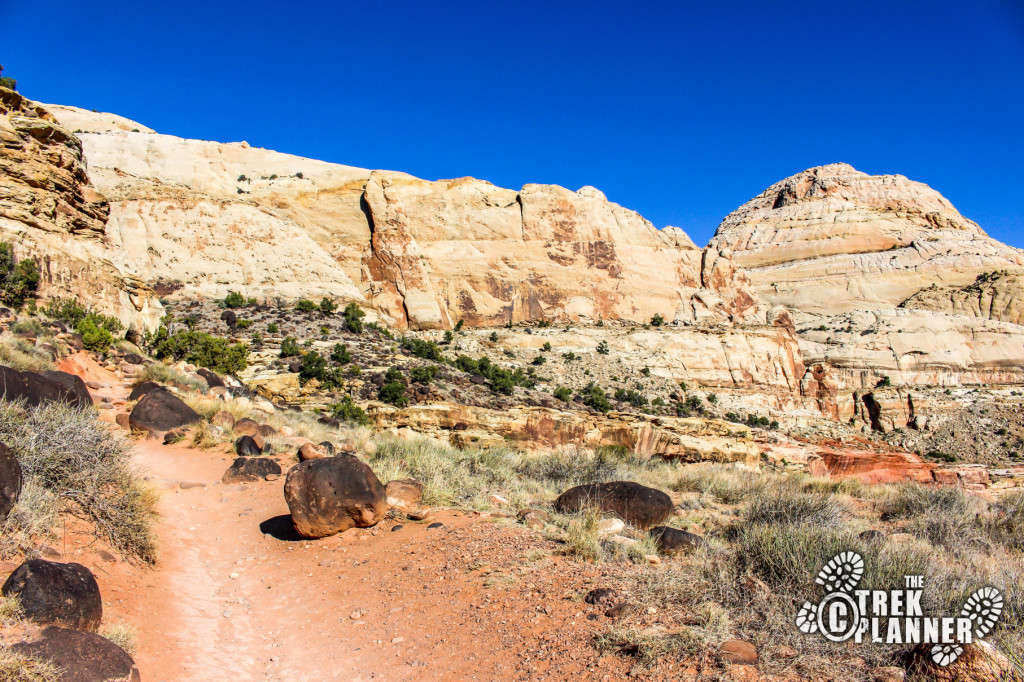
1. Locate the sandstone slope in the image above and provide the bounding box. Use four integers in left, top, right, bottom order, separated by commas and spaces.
41, 104, 760, 331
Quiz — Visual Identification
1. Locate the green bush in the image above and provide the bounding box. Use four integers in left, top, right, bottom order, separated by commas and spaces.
223, 291, 246, 308
267, 322, 279, 334
596, 340, 610, 355
329, 396, 370, 426
379, 381, 408, 407
330, 343, 351, 365
489, 331, 499, 343
400, 336, 443, 361
0, 242, 39, 307
235, 319, 253, 329
76, 317, 114, 352
443, 330, 454, 344
531, 355, 546, 366
650, 313, 666, 327
553, 386, 572, 402
410, 365, 439, 384
542, 342, 552, 352
384, 366, 403, 383
614, 388, 647, 407
319, 297, 337, 316
707, 393, 718, 404
0, 65, 16, 91
580, 383, 611, 412
298, 350, 343, 388
42, 298, 88, 327
280, 336, 300, 358
295, 299, 316, 313
148, 328, 248, 374
343, 303, 365, 334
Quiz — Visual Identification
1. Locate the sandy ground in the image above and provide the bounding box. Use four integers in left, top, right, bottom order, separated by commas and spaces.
33, 356, 661, 681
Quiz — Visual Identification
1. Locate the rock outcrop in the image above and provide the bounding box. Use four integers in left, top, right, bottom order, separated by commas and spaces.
37, 104, 759, 330
0, 88, 162, 334
708, 163, 1024, 321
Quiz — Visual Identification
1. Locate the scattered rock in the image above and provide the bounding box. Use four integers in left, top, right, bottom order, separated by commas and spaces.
163, 429, 186, 445
649, 526, 707, 554
127, 381, 161, 402
318, 441, 336, 455
517, 508, 550, 529
297, 442, 327, 462
197, 367, 224, 388
222, 457, 282, 484
0, 441, 22, 521
235, 435, 264, 457
211, 411, 236, 429
604, 602, 641, 619
11, 626, 140, 682
554, 481, 674, 529
257, 423, 277, 438
584, 587, 619, 606
406, 509, 432, 521
427, 522, 444, 529
720, 640, 758, 665
114, 413, 131, 430
385, 478, 424, 509
391, 524, 404, 532
233, 417, 260, 437
1, 559, 103, 631
128, 389, 201, 433
284, 455, 388, 538
596, 518, 625, 536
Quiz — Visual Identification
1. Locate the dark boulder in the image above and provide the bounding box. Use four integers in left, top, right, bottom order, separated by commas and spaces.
317, 441, 336, 455
649, 526, 707, 554
122, 353, 145, 366
11, 626, 140, 682
554, 481, 673, 529
0, 365, 92, 409
0, 441, 22, 521
41, 371, 93, 407
1, 559, 102, 631
584, 587, 619, 606
256, 423, 277, 438
196, 367, 224, 388
128, 389, 201, 432
234, 435, 263, 457
128, 381, 161, 401
222, 457, 282, 484
220, 310, 237, 326
317, 416, 341, 428
284, 455, 387, 538
287, 361, 302, 373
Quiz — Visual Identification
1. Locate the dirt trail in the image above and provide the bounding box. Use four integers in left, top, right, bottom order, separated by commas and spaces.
72, 363, 642, 681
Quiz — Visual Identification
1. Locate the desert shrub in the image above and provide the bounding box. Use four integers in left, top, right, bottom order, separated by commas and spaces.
878, 482, 973, 520
379, 380, 408, 407
99, 622, 138, 655
41, 298, 88, 327
488, 331, 499, 343
553, 386, 572, 402
148, 328, 248, 374
596, 624, 706, 666
319, 297, 337, 316
0, 335, 54, 372
0, 647, 64, 682
279, 336, 300, 358
410, 365, 439, 384
0, 401, 156, 563
132, 362, 205, 392
223, 291, 246, 308
343, 302, 365, 333
267, 322, 279, 334
42, 298, 122, 351
650, 313, 665, 327
400, 336, 443, 361
562, 351, 577, 362
0, 242, 40, 307
707, 393, 718, 404
986, 491, 1024, 551
235, 319, 253, 329
614, 388, 647, 407
328, 395, 371, 426
669, 464, 769, 504
579, 383, 611, 413
542, 342, 552, 352
330, 343, 351, 365
743, 481, 847, 528
294, 299, 316, 313
0, 65, 17, 91
297, 350, 343, 389
75, 316, 114, 352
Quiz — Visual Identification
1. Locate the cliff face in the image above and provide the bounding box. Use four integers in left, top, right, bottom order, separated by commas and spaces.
0, 89, 162, 330
708, 163, 1024, 322
42, 104, 759, 331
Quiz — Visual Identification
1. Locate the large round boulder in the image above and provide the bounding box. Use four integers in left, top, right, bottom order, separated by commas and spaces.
222, 457, 282, 484
40, 371, 93, 407
233, 417, 260, 437
0, 365, 93, 409
12, 626, 140, 682
554, 481, 673, 529
0, 441, 21, 521
196, 367, 224, 388
234, 435, 263, 457
128, 388, 201, 433
128, 381, 161, 401
1, 559, 103, 631
284, 455, 387, 538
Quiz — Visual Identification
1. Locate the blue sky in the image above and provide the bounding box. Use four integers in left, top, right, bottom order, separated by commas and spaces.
3, 0, 1023, 247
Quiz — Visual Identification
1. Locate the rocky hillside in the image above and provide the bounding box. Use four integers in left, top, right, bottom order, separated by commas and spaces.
41, 104, 760, 332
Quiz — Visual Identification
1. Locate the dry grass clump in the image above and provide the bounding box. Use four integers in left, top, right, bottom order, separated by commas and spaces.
0, 335, 54, 373
595, 624, 707, 665
135, 362, 205, 393
743, 480, 847, 529
0, 650, 63, 682
0, 400, 157, 563
99, 622, 138, 655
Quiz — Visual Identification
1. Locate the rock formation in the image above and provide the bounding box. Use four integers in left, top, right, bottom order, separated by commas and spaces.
37, 104, 760, 330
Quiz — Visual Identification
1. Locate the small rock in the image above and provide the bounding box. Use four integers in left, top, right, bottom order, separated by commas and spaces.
584, 588, 618, 606
235, 435, 264, 457
596, 518, 625, 536
604, 602, 641, 619
720, 640, 758, 666
427, 522, 444, 529
297, 442, 328, 462
212, 411, 236, 429
221, 457, 283, 484
179, 481, 206, 490
385, 478, 424, 509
